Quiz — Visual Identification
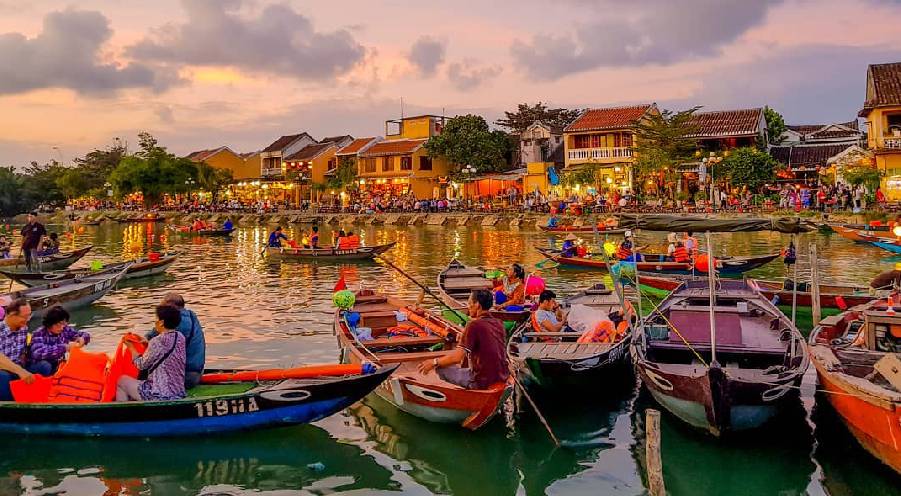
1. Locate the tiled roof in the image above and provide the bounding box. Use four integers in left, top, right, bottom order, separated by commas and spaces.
564, 105, 653, 132
283, 143, 334, 162
320, 135, 353, 144
787, 121, 860, 140
360, 139, 427, 157
864, 62, 901, 110
770, 144, 855, 169
261, 133, 311, 153
686, 108, 762, 138
336, 137, 380, 156
185, 146, 231, 162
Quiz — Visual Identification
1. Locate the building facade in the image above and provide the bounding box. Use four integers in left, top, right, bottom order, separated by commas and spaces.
860, 62, 901, 199
259, 133, 317, 178
185, 146, 257, 179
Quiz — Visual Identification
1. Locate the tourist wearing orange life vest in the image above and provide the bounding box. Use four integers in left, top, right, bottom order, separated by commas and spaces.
346, 231, 361, 249
683, 232, 698, 256
672, 241, 690, 263
615, 232, 644, 262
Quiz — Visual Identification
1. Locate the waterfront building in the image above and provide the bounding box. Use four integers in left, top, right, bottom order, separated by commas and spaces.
259, 133, 317, 179
563, 104, 659, 193
357, 115, 450, 199
186, 146, 257, 179
859, 62, 901, 199
283, 138, 353, 203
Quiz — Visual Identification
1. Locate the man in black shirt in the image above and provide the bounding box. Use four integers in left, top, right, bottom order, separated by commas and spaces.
20, 212, 46, 270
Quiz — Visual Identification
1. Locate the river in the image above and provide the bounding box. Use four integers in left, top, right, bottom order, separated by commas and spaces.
0, 221, 898, 495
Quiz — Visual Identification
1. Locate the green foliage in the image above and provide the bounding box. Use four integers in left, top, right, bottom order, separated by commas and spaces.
21, 161, 67, 207
713, 147, 777, 191
70, 144, 125, 196
196, 162, 233, 201
0, 167, 34, 217
764, 106, 786, 145
632, 107, 701, 197
109, 132, 197, 207
561, 166, 599, 187
495, 102, 583, 134
326, 156, 358, 191
424, 114, 512, 175
843, 164, 882, 189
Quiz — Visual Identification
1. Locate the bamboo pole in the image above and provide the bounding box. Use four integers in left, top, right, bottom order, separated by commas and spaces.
809, 242, 822, 327
791, 235, 799, 325
705, 232, 717, 366
646, 409, 666, 496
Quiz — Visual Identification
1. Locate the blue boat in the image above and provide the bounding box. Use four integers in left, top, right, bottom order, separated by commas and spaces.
0, 365, 395, 437
870, 240, 901, 254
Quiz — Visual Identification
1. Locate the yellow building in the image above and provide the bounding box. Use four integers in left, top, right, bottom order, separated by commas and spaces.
563, 104, 659, 193
860, 62, 901, 199
357, 116, 450, 199
186, 146, 257, 179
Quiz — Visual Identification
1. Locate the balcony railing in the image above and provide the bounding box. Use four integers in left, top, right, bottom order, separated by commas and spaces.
567, 147, 633, 161
880, 136, 901, 150
261, 167, 284, 177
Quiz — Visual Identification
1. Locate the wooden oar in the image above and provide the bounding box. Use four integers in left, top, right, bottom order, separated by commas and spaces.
376, 255, 466, 320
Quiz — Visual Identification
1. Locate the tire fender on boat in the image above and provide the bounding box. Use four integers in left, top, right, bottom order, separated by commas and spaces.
405, 383, 447, 402
259, 389, 312, 402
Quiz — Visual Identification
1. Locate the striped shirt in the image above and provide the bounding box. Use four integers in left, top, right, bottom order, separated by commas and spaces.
31, 325, 91, 366
0, 322, 29, 366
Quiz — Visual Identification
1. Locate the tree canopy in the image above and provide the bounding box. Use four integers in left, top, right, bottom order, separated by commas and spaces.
712, 147, 778, 191
764, 106, 786, 145
109, 132, 197, 207
494, 102, 582, 134
425, 114, 512, 175
631, 107, 701, 197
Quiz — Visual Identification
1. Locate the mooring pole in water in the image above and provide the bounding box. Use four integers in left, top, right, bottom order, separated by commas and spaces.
809, 242, 822, 327
646, 409, 666, 496
705, 232, 717, 366
791, 235, 799, 326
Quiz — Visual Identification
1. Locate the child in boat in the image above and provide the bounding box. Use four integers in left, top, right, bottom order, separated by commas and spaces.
30, 306, 90, 375
117, 304, 186, 402
493, 263, 526, 311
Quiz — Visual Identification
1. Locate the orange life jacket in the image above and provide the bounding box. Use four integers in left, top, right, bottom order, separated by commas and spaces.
347, 235, 361, 248
337, 237, 353, 249
615, 245, 632, 260
102, 333, 147, 402
673, 246, 689, 263
47, 347, 108, 403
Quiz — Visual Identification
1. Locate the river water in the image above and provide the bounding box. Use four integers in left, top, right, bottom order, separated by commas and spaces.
1, 221, 899, 495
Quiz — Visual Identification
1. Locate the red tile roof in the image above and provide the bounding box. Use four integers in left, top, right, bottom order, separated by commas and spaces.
564, 105, 653, 132
360, 139, 427, 157
686, 108, 763, 138
770, 144, 855, 169
865, 62, 901, 109
185, 146, 231, 162
337, 137, 380, 156
262, 133, 312, 153
284, 143, 334, 162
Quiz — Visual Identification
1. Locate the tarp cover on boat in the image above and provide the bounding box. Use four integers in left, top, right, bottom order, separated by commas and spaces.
617, 215, 815, 234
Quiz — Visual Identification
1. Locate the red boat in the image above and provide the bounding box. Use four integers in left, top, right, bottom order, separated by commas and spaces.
538, 225, 627, 235
833, 225, 879, 243
334, 291, 513, 430
809, 298, 901, 475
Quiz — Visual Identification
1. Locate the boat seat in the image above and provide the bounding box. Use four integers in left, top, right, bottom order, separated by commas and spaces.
443, 277, 493, 290
364, 335, 444, 349
516, 342, 611, 360
648, 340, 786, 357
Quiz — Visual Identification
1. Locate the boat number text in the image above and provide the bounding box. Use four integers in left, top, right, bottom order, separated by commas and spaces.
93, 279, 113, 292
195, 397, 260, 417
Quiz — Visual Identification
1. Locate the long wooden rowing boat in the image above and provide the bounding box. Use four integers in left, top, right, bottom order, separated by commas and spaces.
0, 253, 177, 286
0, 266, 129, 318
0, 246, 92, 271
116, 214, 165, 223
436, 259, 530, 323
538, 225, 627, 235
833, 225, 880, 243
170, 225, 236, 237
536, 248, 779, 276
870, 239, 901, 254
334, 291, 512, 430
754, 279, 884, 309
509, 284, 632, 389
633, 279, 809, 436
266, 242, 396, 261
809, 298, 901, 474
0, 364, 394, 437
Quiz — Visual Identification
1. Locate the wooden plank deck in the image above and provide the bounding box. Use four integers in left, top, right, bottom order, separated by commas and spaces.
517, 342, 611, 360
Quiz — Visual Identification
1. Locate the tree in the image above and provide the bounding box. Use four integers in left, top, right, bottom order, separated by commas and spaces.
326, 156, 358, 191
843, 164, 882, 190
764, 106, 786, 145
424, 114, 512, 176
196, 162, 233, 202
0, 167, 34, 217
713, 147, 778, 192
495, 102, 583, 134
21, 161, 67, 208
108, 132, 197, 207
71, 144, 126, 196
631, 107, 701, 198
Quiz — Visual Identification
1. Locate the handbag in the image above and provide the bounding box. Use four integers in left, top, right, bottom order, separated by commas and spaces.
138, 333, 179, 381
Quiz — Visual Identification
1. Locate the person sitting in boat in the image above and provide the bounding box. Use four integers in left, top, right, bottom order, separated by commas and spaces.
546, 216, 559, 228
268, 226, 289, 247
0, 236, 10, 259
222, 218, 234, 231
338, 231, 355, 250
333, 230, 347, 249
192, 218, 207, 232
38, 233, 60, 256
561, 234, 579, 258
144, 293, 205, 389
305, 226, 320, 249
345, 231, 361, 249
493, 263, 526, 311
118, 304, 186, 401
532, 290, 570, 333
615, 238, 642, 262
0, 299, 48, 401
683, 231, 698, 255
671, 241, 690, 263
417, 289, 509, 389
30, 306, 90, 375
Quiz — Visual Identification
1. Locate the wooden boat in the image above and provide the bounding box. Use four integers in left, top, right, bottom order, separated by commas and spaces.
0, 266, 129, 318
116, 214, 165, 223
170, 225, 236, 237
870, 239, 901, 254
633, 279, 809, 436
436, 259, 530, 323
536, 248, 779, 277
833, 225, 880, 243
538, 225, 627, 235
79, 219, 102, 226
334, 291, 513, 430
0, 365, 394, 437
0, 253, 177, 286
266, 242, 396, 261
0, 246, 93, 271
508, 283, 632, 388
753, 279, 885, 309
809, 298, 901, 474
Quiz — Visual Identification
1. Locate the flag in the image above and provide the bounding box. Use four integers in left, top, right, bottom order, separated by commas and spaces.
333, 277, 346, 292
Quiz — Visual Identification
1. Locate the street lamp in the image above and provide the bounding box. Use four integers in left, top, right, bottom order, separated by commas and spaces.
461, 165, 477, 177
104, 182, 113, 198
701, 152, 724, 206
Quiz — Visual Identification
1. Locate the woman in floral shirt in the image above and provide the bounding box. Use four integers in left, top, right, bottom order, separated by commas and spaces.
116, 305, 186, 402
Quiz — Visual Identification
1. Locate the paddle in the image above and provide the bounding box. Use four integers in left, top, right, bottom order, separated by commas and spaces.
375, 255, 467, 321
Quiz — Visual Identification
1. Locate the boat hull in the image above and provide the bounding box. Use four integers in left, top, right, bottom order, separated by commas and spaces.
871, 241, 901, 254
517, 341, 631, 389
0, 368, 392, 437
267, 242, 395, 261
0, 246, 92, 272
538, 249, 779, 277
124, 255, 177, 280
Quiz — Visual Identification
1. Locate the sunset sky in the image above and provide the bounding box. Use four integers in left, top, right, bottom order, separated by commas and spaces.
1, 0, 899, 166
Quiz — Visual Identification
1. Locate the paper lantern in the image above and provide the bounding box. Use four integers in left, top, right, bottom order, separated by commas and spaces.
525, 274, 545, 296
893, 225, 901, 237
